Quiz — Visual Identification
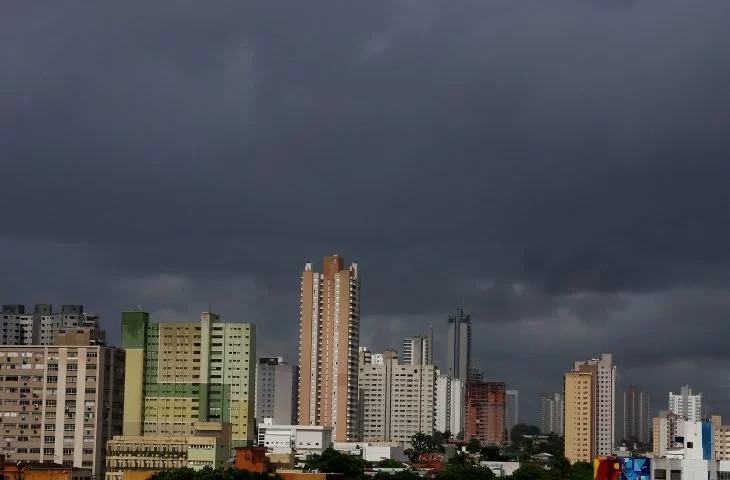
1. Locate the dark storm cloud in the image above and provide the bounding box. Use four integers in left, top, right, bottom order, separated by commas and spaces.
2, 0, 730, 422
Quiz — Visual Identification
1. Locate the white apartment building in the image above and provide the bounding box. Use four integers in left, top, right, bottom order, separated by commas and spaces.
257, 419, 332, 455
653, 410, 682, 458
255, 357, 298, 425
435, 373, 464, 436
670, 385, 703, 422
575, 353, 616, 455
358, 351, 435, 443
539, 393, 564, 436
1, 304, 105, 346
402, 327, 433, 366
0, 334, 125, 476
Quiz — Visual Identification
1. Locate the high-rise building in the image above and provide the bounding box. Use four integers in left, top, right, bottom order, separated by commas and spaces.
402, 325, 433, 366
467, 365, 483, 383
298, 255, 361, 442
1, 304, 106, 346
255, 357, 298, 425
623, 385, 650, 445
464, 382, 506, 445
505, 390, 519, 437
574, 353, 615, 456
712, 415, 730, 460
564, 363, 597, 463
539, 392, 564, 436
0, 330, 125, 476
652, 410, 681, 458
435, 373, 464, 437
447, 308, 471, 384
121, 310, 256, 447
358, 350, 435, 442
669, 385, 702, 421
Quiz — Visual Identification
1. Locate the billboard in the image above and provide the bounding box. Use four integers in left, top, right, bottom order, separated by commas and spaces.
619, 457, 650, 480
594, 456, 650, 480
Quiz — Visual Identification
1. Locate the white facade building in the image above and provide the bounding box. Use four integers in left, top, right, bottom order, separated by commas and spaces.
358, 351, 435, 443
435, 374, 464, 436
257, 419, 332, 455
333, 442, 408, 462
539, 393, 564, 436
402, 326, 433, 366
670, 385, 703, 422
575, 353, 615, 455
1, 304, 105, 346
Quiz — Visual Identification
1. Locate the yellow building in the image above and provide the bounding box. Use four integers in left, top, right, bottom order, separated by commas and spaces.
105, 422, 232, 479
564, 364, 596, 463
120, 310, 256, 447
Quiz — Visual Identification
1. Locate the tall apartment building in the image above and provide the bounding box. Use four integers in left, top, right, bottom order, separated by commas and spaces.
402, 326, 433, 366
564, 364, 597, 463
623, 385, 650, 445
669, 385, 702, 421
712, 415, 730, 460
467, 366, 483, 383
539, 392, 564, 436
298, 255, 361, 442
255, 357, 298, 425
1, 304, 106, 346
446, 308, 471, 384
0, 330, 125, 476
435, 373, 464, 437
505, 390, 519, 437
464, 382, 506, 445
121, 310, 256, 447
358, 350, 435, 443
574, 353, 615, 456
652, 410, 681, 458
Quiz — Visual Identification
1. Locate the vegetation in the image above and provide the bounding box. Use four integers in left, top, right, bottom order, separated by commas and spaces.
376, 458, 407, 468
148, 468, 280, 480
436, 463, 496, 480
372, 471, 421, 480
303, 447, 367, 479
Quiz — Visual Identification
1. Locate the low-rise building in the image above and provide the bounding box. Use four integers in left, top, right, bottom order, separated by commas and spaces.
257, 420, 333, 455
234, 446, 269, 472
333, 442, 407, 462
104, 422, 231, 479
479, 461, 520, 477
0, 458, 91, 480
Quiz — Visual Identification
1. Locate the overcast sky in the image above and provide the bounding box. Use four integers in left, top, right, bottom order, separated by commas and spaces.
2, 1, 730, 426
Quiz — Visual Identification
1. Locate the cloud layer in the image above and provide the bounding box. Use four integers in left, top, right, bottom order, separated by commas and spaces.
2, 0, 730, 424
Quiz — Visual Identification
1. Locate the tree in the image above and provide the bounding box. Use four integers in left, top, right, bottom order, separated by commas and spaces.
570, 461, 593, 480
373, 471, 422, 480
466, 437, 482, 454
511, 424, 541, 448
304, 448, 366, 479
437, 464, 496, 480
148, 468, 279, 480
376, 458, 406, 468
480, 446, 503, 461
409, 432, 442, 460
511, 464, 547, 480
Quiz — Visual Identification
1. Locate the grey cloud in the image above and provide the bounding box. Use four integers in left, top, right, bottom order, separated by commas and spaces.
2, 0, 730, 422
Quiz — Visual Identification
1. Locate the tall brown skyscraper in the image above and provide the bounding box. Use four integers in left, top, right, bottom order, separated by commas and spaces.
298, 255, 361, 442
464, 382, 506, 445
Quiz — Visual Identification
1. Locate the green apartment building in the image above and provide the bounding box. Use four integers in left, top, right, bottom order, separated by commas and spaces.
121, 310, 256, 447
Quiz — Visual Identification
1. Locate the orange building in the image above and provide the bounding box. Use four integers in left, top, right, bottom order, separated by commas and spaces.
464, 382, 506, 445
234, 446, 270, 473
0, 458, 91, 480
298, 255, 361, 442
